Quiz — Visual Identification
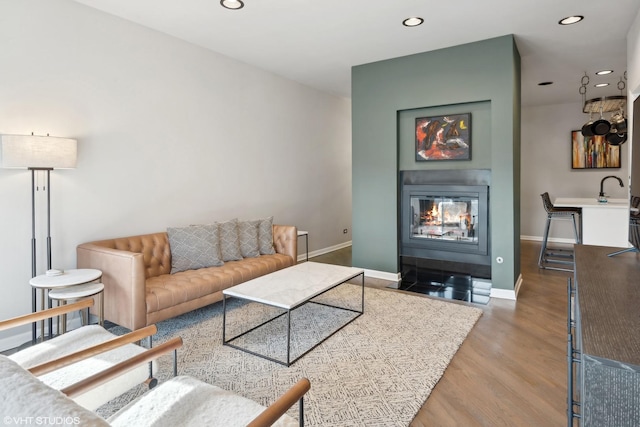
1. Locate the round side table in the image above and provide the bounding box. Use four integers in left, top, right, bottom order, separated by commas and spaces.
48, 282, 105, 334
29, 268, 102, 340
297, 230, 309, 262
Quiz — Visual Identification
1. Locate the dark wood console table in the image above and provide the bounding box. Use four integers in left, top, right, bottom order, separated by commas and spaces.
569, 244, 640, 426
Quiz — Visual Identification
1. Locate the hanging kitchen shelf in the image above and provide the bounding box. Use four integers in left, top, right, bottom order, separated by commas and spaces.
583, 95, 627, 114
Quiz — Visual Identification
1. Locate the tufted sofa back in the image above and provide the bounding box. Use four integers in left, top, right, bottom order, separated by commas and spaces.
88, 233, 172, 279
77, 225, 297, 330
85, 225, 297, 280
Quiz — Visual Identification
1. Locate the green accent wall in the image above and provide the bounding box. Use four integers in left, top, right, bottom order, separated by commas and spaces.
352, 35, 521, 290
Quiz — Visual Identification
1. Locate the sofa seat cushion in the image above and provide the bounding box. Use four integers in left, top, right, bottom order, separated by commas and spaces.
108, 375, 298, 427
145, 254, 293, 314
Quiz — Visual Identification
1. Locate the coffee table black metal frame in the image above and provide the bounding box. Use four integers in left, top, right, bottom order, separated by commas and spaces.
222, 269, 365, 367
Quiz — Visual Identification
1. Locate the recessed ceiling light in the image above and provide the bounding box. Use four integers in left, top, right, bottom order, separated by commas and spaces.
596, 70, 614, 75
403, 17, 424, 27
220, 0, 244, 10
538, 81, 553, 86
559, 15, 584, 25
594, 83, 609, 88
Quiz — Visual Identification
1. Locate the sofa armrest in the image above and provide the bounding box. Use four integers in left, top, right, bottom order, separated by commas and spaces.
272, 225, 298, 264
77, 243, 147, 331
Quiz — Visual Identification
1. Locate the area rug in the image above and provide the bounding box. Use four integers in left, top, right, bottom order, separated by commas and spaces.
96, 285, 482, 426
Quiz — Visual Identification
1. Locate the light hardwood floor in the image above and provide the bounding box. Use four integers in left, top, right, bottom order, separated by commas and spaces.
312, 240, 569, 426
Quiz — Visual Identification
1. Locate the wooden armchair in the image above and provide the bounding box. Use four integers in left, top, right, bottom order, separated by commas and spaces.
0, 300, 161, 410
1, 332, 311, 427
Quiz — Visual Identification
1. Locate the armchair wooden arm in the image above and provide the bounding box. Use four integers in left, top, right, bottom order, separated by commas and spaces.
28, 324, 158, 376
62, 336, 183, 398
0, 299, 94, 331
247, 377, 311, 427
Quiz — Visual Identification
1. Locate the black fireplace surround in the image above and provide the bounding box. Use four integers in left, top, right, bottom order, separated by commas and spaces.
399, 170, 491, 267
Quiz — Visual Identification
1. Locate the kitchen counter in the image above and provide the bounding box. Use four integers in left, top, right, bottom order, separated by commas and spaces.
572, 244, 640, 426
555, 197, 631, 247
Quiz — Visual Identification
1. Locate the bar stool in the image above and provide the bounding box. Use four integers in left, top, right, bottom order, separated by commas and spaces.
538, 192, 581, 272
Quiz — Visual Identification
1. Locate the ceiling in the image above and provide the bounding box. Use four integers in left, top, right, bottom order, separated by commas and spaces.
73, 0, 640, 107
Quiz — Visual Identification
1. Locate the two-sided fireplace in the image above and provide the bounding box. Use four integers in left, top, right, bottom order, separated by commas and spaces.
397, 170, 491, 302
400, 183, 490, 266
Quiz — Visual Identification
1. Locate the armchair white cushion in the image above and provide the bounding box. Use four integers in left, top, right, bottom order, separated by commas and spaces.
0, 355, 306, 427
108, 376, 298, 427
9, 325, 154, 410
0, 355, 110, 426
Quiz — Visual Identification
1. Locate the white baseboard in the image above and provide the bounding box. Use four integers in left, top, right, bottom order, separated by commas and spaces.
520, 235, 577, 244
514, 274, 524, 298
366, 266, 517, 300
299, 240, 352, 263
362, 268, 402, 282
491, 287, 517, 300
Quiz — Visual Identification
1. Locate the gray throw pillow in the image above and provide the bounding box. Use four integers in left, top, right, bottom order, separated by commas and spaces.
167, 224, 223, 274
217, 218, 243, 261
258, 216, 276, 255
238, 220, 260, 258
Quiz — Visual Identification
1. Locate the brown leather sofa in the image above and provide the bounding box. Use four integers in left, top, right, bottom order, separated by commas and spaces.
77, 225, 297, 331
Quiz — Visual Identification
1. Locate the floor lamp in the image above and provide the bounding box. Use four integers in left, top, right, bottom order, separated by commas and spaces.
0, 134, 77, 342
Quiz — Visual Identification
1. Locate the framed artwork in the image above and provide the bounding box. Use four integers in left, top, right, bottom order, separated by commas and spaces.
571, 130, 621, 169
415, 113, 471, 161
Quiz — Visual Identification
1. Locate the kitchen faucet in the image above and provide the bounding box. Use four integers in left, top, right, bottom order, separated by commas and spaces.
598, 175, 624, 199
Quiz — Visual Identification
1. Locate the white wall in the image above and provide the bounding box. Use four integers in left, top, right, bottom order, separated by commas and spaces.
521, 102, 630, 240
628, 7, 640, 97
627, 8, 640, 198
0, 0, 352, 349
522, 7, 640, 242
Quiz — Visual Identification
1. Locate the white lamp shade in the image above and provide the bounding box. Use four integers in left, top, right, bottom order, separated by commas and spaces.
1, 134, 77, 169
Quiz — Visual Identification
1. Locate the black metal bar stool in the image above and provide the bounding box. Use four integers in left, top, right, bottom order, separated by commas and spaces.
538, 192, 581, 272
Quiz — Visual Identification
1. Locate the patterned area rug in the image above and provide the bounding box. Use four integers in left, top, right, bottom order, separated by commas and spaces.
97, 285, 482, 426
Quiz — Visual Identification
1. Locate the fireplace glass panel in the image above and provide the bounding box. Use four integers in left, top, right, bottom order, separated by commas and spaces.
410, 195, 479, 244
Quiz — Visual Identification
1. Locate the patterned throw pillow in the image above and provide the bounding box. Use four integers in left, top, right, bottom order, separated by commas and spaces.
238, 220, 260, 258
217, 218, 243, 261
167, 224, 223, 274
258, 216, 275, 255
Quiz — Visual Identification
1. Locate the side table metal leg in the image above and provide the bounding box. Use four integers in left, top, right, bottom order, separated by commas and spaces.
47, 289, 54, 339
80, 306, 87, 326
222, 295, 227, 344
60, 300, 67, 334
40, 289, 45, 342
360, 272, 365, 313
32, 287, 37, 344
99, 291, 104, 327
173, 349, 178, 377
287, 309, 292, 366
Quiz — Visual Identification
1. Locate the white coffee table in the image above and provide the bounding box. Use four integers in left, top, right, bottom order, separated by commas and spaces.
222, 262, 365, 366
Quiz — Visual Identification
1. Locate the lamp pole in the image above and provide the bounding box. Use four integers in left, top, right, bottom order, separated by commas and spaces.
29, 167, 53, 343
30, 169, 37, 342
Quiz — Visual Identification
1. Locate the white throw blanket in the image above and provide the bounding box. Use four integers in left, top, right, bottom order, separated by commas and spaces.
9, 325, 153, 410
0, 355, 110, 426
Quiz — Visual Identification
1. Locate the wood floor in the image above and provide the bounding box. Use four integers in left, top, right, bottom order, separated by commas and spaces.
312, 240, 569, 426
